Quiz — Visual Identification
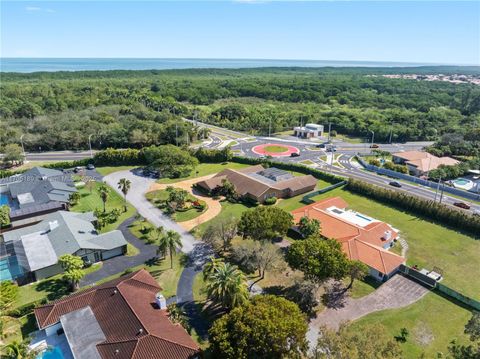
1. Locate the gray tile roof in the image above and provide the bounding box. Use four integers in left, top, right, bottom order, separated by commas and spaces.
5, 167, 77, 209
4, 211, 127, 272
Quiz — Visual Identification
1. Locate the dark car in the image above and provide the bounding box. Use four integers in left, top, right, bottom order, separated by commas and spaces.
316, 144, 326, 148
370, 144, 379, 148
326, 147, 337, 152
86, 163, 95, 170
290, 152, 300, 157
389, 181, 402, 188
454, 202, 471, 210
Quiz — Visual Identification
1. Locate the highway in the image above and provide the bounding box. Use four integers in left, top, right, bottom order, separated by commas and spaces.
4, 123, 479, 213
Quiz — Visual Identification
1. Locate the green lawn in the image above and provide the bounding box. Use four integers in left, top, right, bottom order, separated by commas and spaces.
146, 189, 207, 222
70, 182, 136, 233
157, 162, 249, 184
263, 145, 290, 153
348, 291, 472, 358
194, 201, 249, 237
96, 166, 136, 176
307, 187, 480, 300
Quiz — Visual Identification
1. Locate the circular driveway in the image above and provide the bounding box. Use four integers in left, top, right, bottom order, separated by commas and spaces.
252, 143, 300, 157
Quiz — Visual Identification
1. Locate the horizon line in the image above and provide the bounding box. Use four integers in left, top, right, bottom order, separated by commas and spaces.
1, 57, 478, 67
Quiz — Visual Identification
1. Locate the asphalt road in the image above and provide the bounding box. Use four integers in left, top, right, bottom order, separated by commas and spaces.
8, 123, 478, 212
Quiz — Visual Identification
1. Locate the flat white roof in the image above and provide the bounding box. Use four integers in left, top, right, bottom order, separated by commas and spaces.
20, 232, 57, 271
17, 192, 35, 205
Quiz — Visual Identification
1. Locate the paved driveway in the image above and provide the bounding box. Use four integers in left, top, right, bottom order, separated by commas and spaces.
80, 216, 157, 286
307, 275, 429, 347
103, 169, 199, 254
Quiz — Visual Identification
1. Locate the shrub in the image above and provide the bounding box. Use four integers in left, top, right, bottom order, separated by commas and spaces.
264, 196, 277, 205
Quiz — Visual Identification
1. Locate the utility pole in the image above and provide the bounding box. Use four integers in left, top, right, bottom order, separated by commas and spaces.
389, 127, 393, 144
20, 134, 26, 161
268, 117, 271, 138
434, 177, 441, 202
328, 122, 332, 142
369, 130, 375, 147
439, 181, 445, 204
88, 134, 93, 158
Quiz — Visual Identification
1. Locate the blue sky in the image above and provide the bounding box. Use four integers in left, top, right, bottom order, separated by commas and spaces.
1, 1, 479, 64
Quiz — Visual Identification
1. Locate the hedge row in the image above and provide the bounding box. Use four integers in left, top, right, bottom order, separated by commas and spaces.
231, 156, 345, 184
346, 179, 480, 235
93, 148, 145, 166
0, 159, 90, 178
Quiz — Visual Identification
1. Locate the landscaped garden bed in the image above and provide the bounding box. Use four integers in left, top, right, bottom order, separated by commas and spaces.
146, 187, 208, 222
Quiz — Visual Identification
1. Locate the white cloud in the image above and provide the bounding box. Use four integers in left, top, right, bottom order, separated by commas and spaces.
25, 6, 55, 13
25, 6, 41, 12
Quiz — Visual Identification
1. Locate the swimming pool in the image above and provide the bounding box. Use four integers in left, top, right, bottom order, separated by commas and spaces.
355, 214, 372, 222
453, 178, 471, 186
0, 256, 24, 282
0, 193, 11, 206
37, 347, 65, 359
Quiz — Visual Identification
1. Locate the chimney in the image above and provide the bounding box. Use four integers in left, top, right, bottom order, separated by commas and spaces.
155, 292, 167, 309
382, 230, 392, 241
49, 220, 59, 231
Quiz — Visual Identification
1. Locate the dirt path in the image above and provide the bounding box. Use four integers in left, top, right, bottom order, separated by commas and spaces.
147, 174, 223, 231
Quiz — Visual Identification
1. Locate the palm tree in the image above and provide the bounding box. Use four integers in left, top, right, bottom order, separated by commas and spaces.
117, 178, 131, 212
154, 226, 166, 257
203, 257, 224, 280
205, 262, 248, 310
158, 230, 183, 268
97, 182, 110, 213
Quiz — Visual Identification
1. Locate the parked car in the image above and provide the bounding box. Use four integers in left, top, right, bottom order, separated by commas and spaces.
326, 147, 337, 152
389, 181, 402, 188
370, 144, 379, 148
86, 163, 95, 170
454, 202, 471, 210
290, 152, 300, 157
316, 144, 325, 148
73, 166, 83, 173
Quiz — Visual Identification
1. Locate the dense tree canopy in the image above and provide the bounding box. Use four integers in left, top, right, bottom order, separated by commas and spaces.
285, 237, 351, 284
2, 67, 479, 152
209, 295, 308, 359
238, 206, 293, 241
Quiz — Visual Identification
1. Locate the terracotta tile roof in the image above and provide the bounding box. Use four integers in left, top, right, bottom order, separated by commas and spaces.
392, 151, 459, 172
34, 269, 200, 359
291, 197, 404, 275
196, 165, 316, 200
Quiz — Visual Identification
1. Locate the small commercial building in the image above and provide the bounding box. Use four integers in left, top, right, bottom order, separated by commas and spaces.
2, 211, 127, 283
293, 123, 324, 138
196, 165, 317, 203
291, 197, 405, 281
392, 151, 459, 177
33, 269, 200, 359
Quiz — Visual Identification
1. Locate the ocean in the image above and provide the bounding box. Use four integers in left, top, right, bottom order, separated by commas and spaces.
0, 58, 437, 73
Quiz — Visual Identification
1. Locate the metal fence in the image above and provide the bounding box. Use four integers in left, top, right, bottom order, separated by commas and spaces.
399, 265, 480, 311
356, 156, 480, 202
301, 181, 348, 204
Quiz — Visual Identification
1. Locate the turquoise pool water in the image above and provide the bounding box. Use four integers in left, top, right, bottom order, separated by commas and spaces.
0, 256, 24, 282
0, 193, 11, 206
453, 178, 470, 186
37, 347, 65, 359
355, 214, 372, 222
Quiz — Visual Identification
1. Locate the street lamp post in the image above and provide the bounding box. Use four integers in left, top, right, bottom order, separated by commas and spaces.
20, 134, 26, 161
88, 134, 94, 158
369, 130, 375, 147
